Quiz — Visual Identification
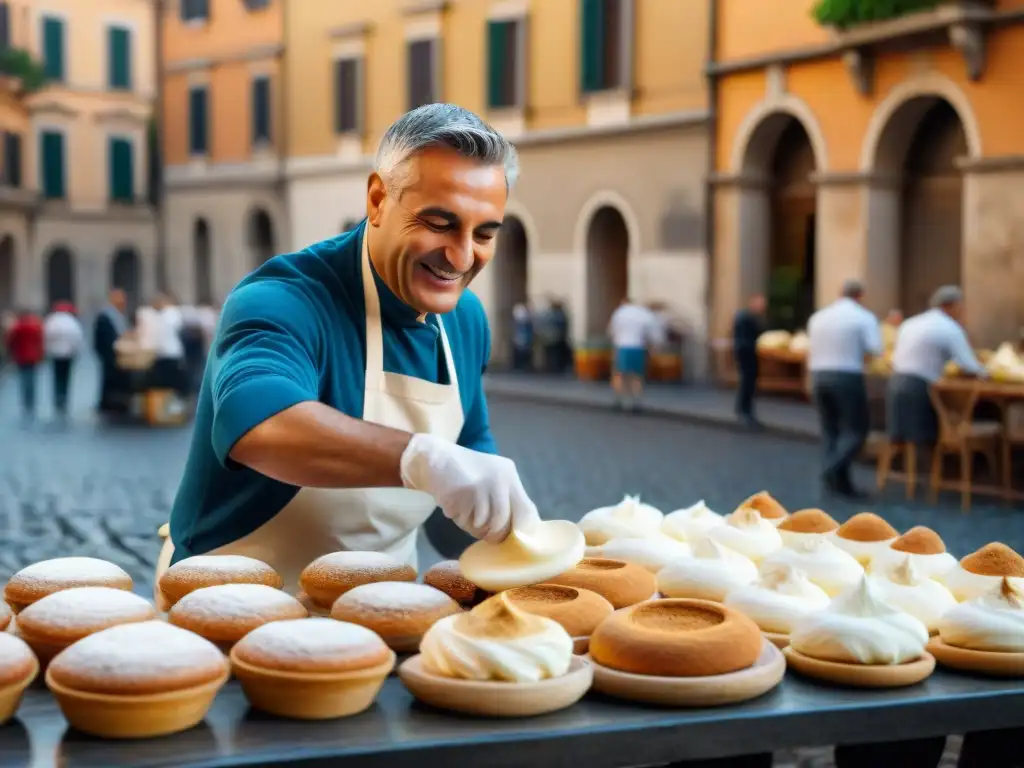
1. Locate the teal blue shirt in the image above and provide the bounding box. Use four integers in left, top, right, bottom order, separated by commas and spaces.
169, 222, 496, 561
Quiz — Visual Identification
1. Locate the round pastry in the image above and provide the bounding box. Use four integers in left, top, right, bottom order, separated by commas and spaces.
0, 633, 38, 724
4, 557, 133, 613
544, 558, 657, 609
169, 584, 308, 649
578, 495, 663, 546
330, 581, 462, 652
423, 560, 490, 607
724, 563, 830, 635
869, 526, 957, 581
790, 576, 928, 665
419, 592, 575, 682
589, 598, 763, 677
158, 555, 283, 610
937, 579, 1024, 652
17, 587, 157, 663
832, 513, 899, 567
0, 602, 11, 633
707, 507, 782, 564
777, 508, 839, 547
870, 557, 957, 634
737, 491, 789, 528
504, 585, 613, 640
759, 536, 863, 597
299, 552, 416, 612
460, 520, 585, 592
660, 500, 725, 543
585, 534, 690, 574
657, 538, 758, 602
937, 543, 1024, 602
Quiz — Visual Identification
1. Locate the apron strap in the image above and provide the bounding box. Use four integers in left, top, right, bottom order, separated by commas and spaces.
361, 230, 385, 390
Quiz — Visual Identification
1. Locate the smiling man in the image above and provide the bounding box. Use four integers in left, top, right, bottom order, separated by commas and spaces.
158, 104, 540, 593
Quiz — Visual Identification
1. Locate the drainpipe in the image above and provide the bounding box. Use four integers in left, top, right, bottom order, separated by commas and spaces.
276, 0, 288, 251
702, 0, 719, 382
154, 0, 167, 293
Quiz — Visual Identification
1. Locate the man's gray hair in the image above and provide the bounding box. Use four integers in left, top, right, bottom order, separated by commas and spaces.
374, 103, 520, 193
930, 285, 964, 308
841, 279, 865, 299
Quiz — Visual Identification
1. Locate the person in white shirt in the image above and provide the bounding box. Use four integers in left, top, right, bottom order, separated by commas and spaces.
43, 301, 85, 421
807, 279, 883, 499
887, 285, 983, 445
149, 294, 187, 394
608, 297, 658, 411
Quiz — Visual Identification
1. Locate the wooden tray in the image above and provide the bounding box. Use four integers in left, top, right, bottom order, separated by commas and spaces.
398, 654, 592, 717
763, 632, 789, 649
783, 648, 934, 688
585, 639, 785, 707
927, 638, 1024, 678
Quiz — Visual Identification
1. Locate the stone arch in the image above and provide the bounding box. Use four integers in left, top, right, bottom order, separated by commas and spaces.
730, 95, 830, 174
193, 218, 213, 305
46, 246, 75, 308
490, 214, 530, 368
583, 204, 631, 339
0, 236, 13, 313
110, 246, 141, 313
247, 207, 275, 267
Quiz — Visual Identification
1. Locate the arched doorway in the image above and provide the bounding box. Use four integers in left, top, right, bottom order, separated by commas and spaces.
247, 208, 275, 267
585, 205, 629, 338
0, 236, 13, 313
110, 247, 141, 312
491, 215, 529, 367
193, 218, 213, 305
46, 247, 75, 308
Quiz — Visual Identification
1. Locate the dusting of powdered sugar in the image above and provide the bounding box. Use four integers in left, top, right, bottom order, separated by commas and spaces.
335, 582, 454, 612
12, 557, 130, 587
313, 552, 403, 570
18, 587, 154, 632
236, 617, 383, 659
170, 584, 304, 622
0, 632, 34, 665
168, 555, 275, 576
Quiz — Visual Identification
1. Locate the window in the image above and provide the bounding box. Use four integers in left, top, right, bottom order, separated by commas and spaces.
108, 25, 132, 90
2, 132, 20, 187
42, 16, 65, 82
109, 137, 134, 203
0, 3, 10, 50
243, 0, 270, 9
180, 0, 209, 22
40, 130, 65, 199
487, 18, 523, 110
407, 39, 437, 111
188, 85, 208, 156
251, 75, 271, 145
580, 0, 631, 93
333, 58, 361, 134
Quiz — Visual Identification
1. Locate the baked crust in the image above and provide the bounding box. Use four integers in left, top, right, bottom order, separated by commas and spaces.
17, 587, 156, 646
778, 509, 839, 534
168, 584, 308, 645
158, 555, 282, 608
232, 617, 392, 673
543, 558, 657, 609
4, 557, 133, 612
299, 552, 416, 610
891, 526, 946, 555
961, 543, 1024, 577
330, 582, 461, 651
0, 633, 37, 688
423, 560, 490, 606
504, 585, 613, 638
836, 513, 898, 543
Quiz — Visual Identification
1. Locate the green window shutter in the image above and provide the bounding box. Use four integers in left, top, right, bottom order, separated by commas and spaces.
487, 20, 509, 109
42, 17, 64, 81
108, 27, 131, 90
40, 131, 64, 199
580, 0, 605, 93
109, 138, 133, 202
188, 86, 208, 155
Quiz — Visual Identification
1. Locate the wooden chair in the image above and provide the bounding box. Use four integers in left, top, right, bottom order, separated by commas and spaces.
928, 383, 1002, 511
1002, 402, 1024, 503
877, 440, 921, 500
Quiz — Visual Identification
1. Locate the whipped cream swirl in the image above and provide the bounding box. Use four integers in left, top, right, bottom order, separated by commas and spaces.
707, 507, 783, 563
661, 500, 725, 543
870, 547, 957, 581
579, 495, 663, 546
657, 538, 758, 601
870, 557, 957, 634
938, 565, 1024, 603
586, 533, 690, 574
724, 563, 830, 634
760, 536, 863, 597
938, 579, 1024, 652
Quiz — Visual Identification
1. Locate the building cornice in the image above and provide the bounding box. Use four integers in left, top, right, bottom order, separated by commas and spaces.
956, 154, 1024, 174
37, 200, 157, 223
165, 156, 285, 190
164, 43, 284, 74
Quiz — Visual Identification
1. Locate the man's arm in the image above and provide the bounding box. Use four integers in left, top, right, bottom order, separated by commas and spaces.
457, 320, 497, 455
947, 323, 984, 376
861, 313, 884, 358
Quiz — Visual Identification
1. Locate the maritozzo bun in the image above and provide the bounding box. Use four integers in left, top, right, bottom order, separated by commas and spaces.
299, 552, 416, 611
4, 557, 133, 613
544, 558, 657, 609
330, 582, 461, 652
169, 583, 308, 649
158, 555, 282, 610
423, 560, 489, 606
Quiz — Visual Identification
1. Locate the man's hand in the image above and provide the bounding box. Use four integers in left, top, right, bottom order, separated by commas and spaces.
400, 434, 540, 543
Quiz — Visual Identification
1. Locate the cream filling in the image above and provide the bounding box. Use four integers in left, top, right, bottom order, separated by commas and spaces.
870, 548, 957, 581
832, 536, 898, 568
660, 500, 726, 543
578, 495, 664, 546
760, 537, 863, 597
657, 539, 758, 601
869, 557, 957, 634
460, 520, 585, 593
706, 508, 783, 564
724, 564, 830, 634
938, 580, 1024, 652
936, 565, 1024, 603
585, 534, 690, 574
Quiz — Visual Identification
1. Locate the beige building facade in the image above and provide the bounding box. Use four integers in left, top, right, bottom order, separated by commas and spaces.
282, 0, 711, 369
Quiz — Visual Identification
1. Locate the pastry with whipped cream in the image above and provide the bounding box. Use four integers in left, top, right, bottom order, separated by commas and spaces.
707, 507, 783, 564
938, 542, 1024, 602
585, 533, 690, 574
419, 592, 574, 682
870, 556, 957, 634
760, 536, 863, 597
790, 577, 929, 665
937, 579, 1024, 653
660, 500, 725, 543
544, 558, 657, 609
736, 491, 789, 528
869, 526, 957, 581
724, 563, 830, 635
579, 495, 663, 546
777, 509, 839, 547
832, 513, 899, 567
460, 519, 585, 592
657, 538, 758, 602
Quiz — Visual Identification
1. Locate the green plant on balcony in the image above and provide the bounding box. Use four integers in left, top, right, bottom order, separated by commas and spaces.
0, 48, 48, 93
811, 0, 945, 28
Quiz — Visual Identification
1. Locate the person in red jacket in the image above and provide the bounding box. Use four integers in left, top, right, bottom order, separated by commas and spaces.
5, 308, 44, 421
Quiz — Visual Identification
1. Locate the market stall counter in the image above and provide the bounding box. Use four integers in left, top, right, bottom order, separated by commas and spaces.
12, 670, 1024, 768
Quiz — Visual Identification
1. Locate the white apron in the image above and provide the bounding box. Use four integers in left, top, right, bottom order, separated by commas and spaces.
154, 232, 465, 597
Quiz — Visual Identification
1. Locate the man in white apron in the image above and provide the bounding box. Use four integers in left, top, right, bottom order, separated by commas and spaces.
156, 104, 537, 594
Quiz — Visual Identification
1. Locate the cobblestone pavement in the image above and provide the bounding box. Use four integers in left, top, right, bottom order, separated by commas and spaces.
1, 364, 1009, 766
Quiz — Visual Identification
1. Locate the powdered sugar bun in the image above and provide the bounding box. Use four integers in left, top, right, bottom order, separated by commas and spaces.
17, 587, 157, 649
423, 560, 489, 606
4, 557, 133, 612
158, 555, 283, 609
299, 552, 416, 611
0, 602, 11, 633
232, 617, 391, 674
169, 584, 308, 648
330, 582, 462, 652
0, 633, 37, 688
47, 620, 228, 696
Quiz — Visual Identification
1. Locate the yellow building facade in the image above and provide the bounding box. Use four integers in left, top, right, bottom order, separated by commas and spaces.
1, 0, 156, 315
282, 0, 711, 366
161, 0, 285, 307
711, 0, 1024, 346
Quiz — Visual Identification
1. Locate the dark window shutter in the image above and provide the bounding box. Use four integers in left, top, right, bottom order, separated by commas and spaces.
181, 0, 209, 22
603, 0, 622, 89
0, 4, 11, 50
109, 138, 133, 202
407, 39, 434, 111
252, 76, 271, 143
4, 132, 20, 188
43, 17, 64, 81
189, 86, 208, 155
108, 26, 131, 90
40, 131, 64, 199
580, 0, 605, 93
334, 58, 359, 133
487, 20, 509, 109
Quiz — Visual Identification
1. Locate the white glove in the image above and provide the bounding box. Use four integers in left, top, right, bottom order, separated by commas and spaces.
400, 433, 540, 543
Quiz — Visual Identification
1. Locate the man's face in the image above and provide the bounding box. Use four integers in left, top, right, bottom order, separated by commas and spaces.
367, 147, 507, 315
110, 290, 126, 312
750, 295, 767, 314
946, 300, 964, 323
